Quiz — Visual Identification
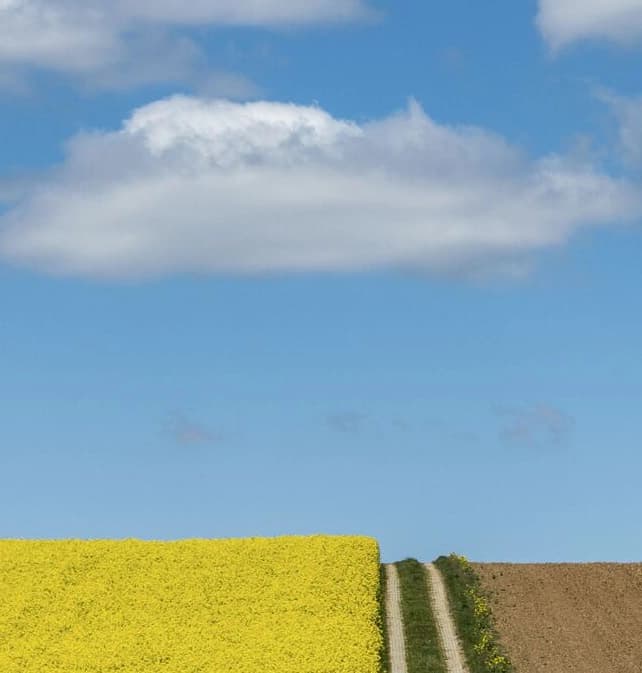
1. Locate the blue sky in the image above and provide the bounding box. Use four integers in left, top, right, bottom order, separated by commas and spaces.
1, 0, 642, 563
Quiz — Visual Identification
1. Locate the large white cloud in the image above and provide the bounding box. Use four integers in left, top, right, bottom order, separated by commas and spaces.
537, 0, 642, 49
0, 0, 373, 87
0, 96, 639, 279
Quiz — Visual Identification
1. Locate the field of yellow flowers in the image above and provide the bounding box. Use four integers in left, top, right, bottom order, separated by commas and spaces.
0, 535, 383, 673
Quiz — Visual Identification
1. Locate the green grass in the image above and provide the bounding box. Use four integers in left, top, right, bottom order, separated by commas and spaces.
433, 554, 513, 673
395, 559, 447, 673
379, 564, 390, 673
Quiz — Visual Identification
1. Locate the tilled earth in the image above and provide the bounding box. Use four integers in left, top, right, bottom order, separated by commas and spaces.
473, 563, 642, 673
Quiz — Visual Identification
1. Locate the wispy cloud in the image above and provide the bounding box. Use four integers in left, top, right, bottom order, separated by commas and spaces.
0, 96, 638, 280
537, 0, 642, 50
326, 412, 368, 435
391, 418, 411, 431
165, 412, 221, 447
195, 71, 262, 101
596, 88, 642, 169
497, 404, 575, 448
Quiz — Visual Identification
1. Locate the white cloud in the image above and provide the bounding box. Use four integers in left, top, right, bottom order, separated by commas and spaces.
537, 0, 642, 50
116, 0, 374, 26
0, 96, 639, 279
0, 0, 200, 88
0, 1, 118, 72
0, 0, 373, 87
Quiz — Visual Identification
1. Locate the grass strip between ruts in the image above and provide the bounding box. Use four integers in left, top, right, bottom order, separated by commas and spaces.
433, 554, 514, 673
395, 559, 447, 673
379, 564, 391, 673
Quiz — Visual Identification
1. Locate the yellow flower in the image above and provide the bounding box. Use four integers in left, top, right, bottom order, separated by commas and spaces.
0, 535, 382, 673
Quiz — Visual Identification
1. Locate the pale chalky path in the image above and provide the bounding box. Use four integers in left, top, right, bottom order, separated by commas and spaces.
425, 563, 470, 673
384, 564, 408, 673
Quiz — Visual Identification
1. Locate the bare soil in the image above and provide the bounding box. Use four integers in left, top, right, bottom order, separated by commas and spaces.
473, 563, 642, 673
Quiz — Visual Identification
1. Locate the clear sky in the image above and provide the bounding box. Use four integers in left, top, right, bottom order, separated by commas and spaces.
1, 0, 642, 563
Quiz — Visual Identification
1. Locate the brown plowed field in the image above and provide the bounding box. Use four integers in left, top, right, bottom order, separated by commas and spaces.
473, 563, 642, 673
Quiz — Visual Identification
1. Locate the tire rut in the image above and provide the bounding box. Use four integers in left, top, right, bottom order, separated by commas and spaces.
425, 563, 470, 673
384, 563, 408, 673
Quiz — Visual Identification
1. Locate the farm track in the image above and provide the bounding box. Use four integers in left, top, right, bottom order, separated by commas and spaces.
384, 564, 408, 673
425, 563, 470, 673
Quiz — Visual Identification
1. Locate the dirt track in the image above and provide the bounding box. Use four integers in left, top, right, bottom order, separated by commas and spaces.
473, 563, 642, 673
425, 563, 469, 673
384, 564, 408, 673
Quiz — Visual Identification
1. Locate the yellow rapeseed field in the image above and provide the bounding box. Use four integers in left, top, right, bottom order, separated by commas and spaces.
0, 535, 382, 673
